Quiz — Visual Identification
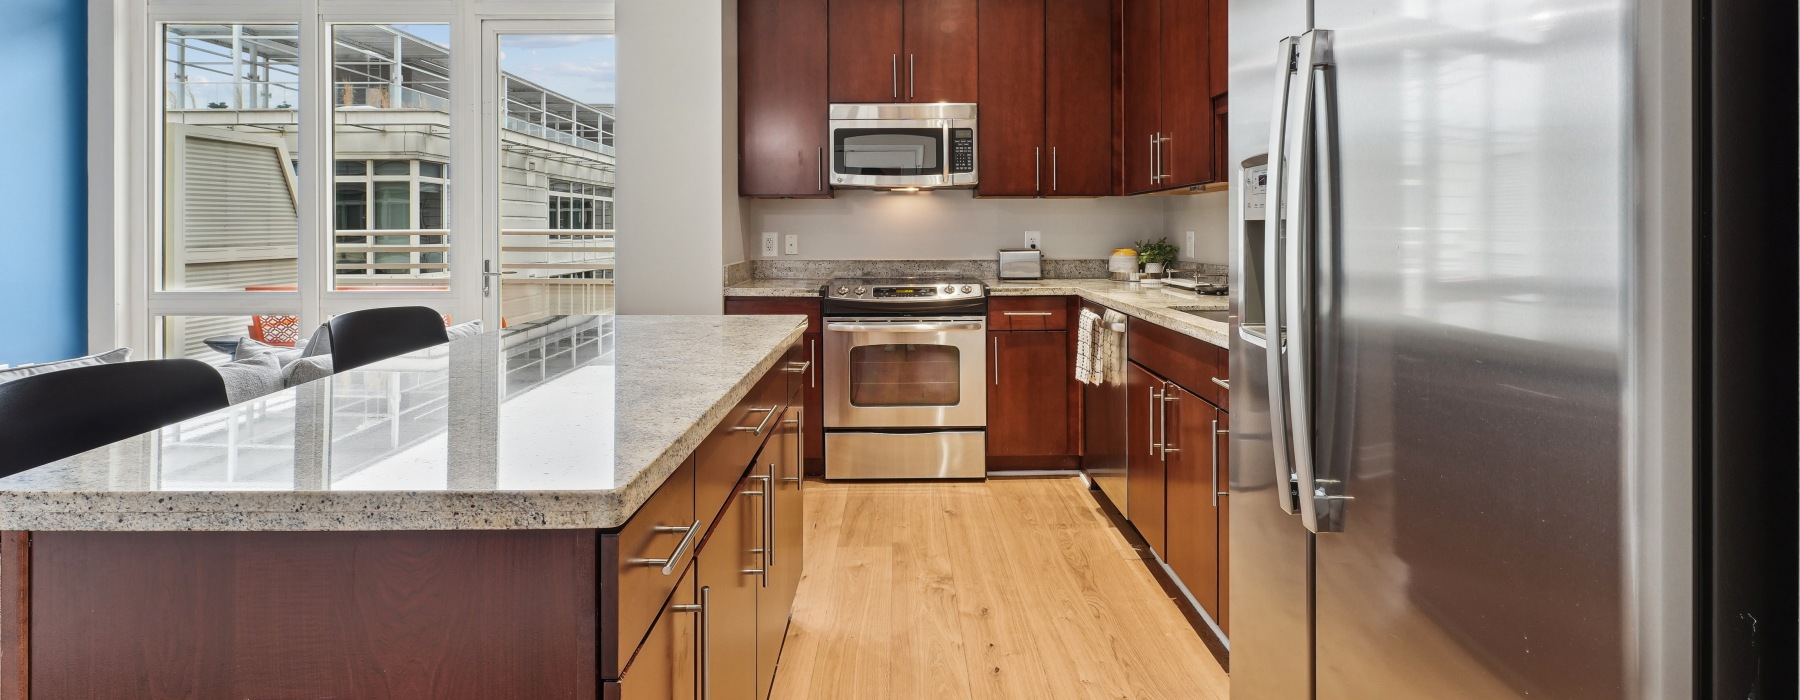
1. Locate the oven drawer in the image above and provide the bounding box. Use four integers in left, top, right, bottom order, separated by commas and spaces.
825, 431, 986, 479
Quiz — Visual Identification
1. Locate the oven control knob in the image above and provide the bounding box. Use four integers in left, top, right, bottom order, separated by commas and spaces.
944, 285, 955, 294
961, 285, 972, 294
836, 286, 849, 296
854, 287, 866, 296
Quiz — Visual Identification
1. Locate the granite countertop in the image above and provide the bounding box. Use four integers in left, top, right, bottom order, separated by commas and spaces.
725, 278, 1230, 348
0, 315, 808, 532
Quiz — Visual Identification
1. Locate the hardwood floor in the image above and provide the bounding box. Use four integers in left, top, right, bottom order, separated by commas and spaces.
771, 476, 1229, 700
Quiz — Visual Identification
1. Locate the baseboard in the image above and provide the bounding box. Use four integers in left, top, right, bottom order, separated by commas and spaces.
985, 455, 1081, 471
985, 469, 1084, 478
1084, 481, 1231, 671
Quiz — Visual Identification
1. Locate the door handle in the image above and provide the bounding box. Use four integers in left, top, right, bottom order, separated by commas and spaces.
629, 520, 701, 575
816, 146, 824, 192
1284, 30, 1331, 535
1149, 385, 1164, 456
1160, 384, 1179, 455
1159, 133, 1174, 182
1263, 35, 1300, 517
909, 54, 915, 99
732, 407, 778, 435
783, 415, 804, 489
742, 476, 770, 587
992, 336, 1000, 385
1052, 146, 1058, 191
892, 54, 899, 98
755, 472, 775, 569
672, 586, 710, 700
1211, 420, 1231, 507
809, 337, 818, 388
1150, 133, 1160, 184
1035, 147, 1041, 192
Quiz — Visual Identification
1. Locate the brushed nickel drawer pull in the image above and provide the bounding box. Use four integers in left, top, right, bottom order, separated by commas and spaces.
733, 407, 778, 435
784, 360, 812, 374
631, 520, 701, 576
1002, 311, 1055, 316
1212, 377, 1230, 390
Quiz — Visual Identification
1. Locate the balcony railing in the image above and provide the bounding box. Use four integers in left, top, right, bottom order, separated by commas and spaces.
330, 229, 615, 321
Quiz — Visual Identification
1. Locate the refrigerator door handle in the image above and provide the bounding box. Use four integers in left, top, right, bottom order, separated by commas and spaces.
1284, 29, 1333, 535
1263, 35, 1301, 516
1309, 29, 1349, 534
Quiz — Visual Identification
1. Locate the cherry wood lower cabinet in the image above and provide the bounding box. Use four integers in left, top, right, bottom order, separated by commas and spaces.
725, 298, 824, 476
615, 564, 700, 700
1164, 382, 1222, 621
1126, 360, 1169, 554
1217, 410, 1231, 636
987, 329, 1075, 469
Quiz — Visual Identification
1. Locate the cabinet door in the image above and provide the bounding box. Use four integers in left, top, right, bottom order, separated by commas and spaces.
619, 564, 699, 700
1044, 0, 1114, 196
742, 0, 830, 197
1125, 362, 1167, 554
1208, 0, 1227, 98
1157, 0, 1213, 187
1217, 409, 1230, 635
803, 334, 824, 476
975, 0, 1045, 197
829, 0, 906, 102
697, 480, 763, 700
903, 0, 979, 102
987, 331, 1072, 463
1120, 0, 1162, 194
757, 406, 806, 700
1163, 384, 1221, 620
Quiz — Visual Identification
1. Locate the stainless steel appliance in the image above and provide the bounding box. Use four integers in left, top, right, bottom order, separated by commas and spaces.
996, 248, 1043, 280
1229, 0, 1701, 697
1081, 300, 1129, 510
822, 278, 987, 479
828, 103, 977, 189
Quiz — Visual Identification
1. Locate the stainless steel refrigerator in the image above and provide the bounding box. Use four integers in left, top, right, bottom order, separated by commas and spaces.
1226, 0, 1705, 697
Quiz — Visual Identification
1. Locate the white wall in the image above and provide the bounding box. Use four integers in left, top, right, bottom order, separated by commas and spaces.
742, 188, 1230, 262
616, 0, 736, 314
1165, 191, 1231, 264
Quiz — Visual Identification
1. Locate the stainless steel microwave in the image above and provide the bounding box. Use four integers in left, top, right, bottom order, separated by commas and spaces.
828, 103, 977, 189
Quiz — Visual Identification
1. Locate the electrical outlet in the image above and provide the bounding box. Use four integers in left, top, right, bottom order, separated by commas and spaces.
784, 234, 799, 255
761, 232, 778, 257
1184, 230, 1196, 258
1024, 231, 1042, 249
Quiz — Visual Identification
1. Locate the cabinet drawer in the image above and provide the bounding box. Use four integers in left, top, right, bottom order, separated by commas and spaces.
1127, 317, 1225, 404
602, 457, 697, 680
695, 356, 792, 534
988, 296, 1069, 330
614, 562, 698, 699
724, 297, 822, 334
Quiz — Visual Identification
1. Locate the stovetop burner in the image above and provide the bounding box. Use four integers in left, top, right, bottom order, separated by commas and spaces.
822, 278, 987, 316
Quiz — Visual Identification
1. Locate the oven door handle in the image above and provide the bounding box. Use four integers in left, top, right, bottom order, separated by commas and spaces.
825, 321, 985, 333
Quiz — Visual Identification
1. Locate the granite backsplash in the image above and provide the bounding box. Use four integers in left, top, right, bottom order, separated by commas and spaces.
744, 259, 1227, 281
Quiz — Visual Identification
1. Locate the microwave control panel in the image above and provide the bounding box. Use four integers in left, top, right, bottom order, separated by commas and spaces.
950, 128, 975, 173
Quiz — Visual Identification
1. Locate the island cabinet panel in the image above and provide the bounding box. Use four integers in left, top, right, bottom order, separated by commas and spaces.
1126, 361, 1168, 555
975, 0, 1046, 198
26, 529, 597, 699
1043, 0, 1115, 197
615, 564, 699, 700
726, 299, 824, 476
1, 531, 24, 700
600, 457, 698, 679
697, 479, 764, 700
1164, 382, 1222, 621
828, 0, 907, 102
741, 0, 832, 198
757, 406, 806, 700
696, 347, 797, 535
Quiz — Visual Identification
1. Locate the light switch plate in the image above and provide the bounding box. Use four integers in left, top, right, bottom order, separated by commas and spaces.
1184, 230, 1196, 258
1024, 230, 1042, 249
761, 232, 778, 257
784, 234, 799, 255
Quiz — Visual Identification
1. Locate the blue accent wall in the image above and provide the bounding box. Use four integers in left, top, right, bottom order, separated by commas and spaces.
0, 0, 88, 365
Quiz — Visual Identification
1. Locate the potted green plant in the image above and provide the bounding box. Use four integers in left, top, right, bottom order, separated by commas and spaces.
1134, 237, 1178, 276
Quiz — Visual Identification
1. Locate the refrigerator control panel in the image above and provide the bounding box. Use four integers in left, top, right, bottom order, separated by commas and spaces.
1243, 162, 1269, 221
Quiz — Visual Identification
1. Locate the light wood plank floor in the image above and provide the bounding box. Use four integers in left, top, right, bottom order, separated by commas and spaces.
770, 476, 1229, 700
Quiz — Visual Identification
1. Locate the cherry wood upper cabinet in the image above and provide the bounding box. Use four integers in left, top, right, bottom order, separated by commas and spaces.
1209, 0, 1228, 98
1044, 0, 1115, 196
1121, 0, 1162, 194
905, 0, 979, 102
742, 0, 831, 197
975, 0, 1045, 197
1123, 0, 1216, 193
829, 0, 906, 102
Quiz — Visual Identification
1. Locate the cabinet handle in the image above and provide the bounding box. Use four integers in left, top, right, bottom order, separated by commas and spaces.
892, 54, 899, 98
1161, 384, 1179, 455
1159, 133, 1173, 182
992, 336, 1000, 385
1002, 311, 1054, 316
809, 338, 818, 387
672, 586, 710, 700
1211, 376, 1230, 390
1150, 133, 1160, 184
909, 54, 915, 98
1035, 147, 1041, 192
816, 147, 824, 192
732, 406, 778, 435
1212, 420, 1231, 507
784, 412, 804, 490
1052, 146, 1058, 191
1149, 385, 1163, 455
758, 472, 776, 570
784, 360, 812, 375
630, 519, 701, 576
742, 477, 770, 587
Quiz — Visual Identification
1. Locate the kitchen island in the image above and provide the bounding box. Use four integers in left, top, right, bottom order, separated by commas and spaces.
0, 314, 810, 699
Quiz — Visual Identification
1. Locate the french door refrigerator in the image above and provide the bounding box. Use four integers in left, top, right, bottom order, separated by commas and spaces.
1223, 0, 1746, 697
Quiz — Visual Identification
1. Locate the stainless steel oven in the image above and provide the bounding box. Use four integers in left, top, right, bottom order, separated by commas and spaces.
828, 103, 977, 189
822, 278, 987, 479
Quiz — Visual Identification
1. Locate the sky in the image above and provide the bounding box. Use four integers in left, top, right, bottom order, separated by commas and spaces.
500, 34, 616, 106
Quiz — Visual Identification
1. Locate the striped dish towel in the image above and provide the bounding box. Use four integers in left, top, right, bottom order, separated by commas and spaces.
1098, 309, 1128, 385
1075, 307, 1102, 385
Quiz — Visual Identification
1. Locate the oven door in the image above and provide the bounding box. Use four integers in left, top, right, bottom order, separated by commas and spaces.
830, 120, 952, 187
824, 317, 988, 429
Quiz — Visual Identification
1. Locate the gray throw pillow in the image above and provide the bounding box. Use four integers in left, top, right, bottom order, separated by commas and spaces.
215, 352, 285, 405
446, 320, 485, 341
299, 323, 333, 359
0, 347, 133, 385
282, 355, 335, 388
233, 337, 305, 368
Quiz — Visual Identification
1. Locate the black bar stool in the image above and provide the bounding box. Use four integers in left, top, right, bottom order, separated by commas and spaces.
0, 359, 230, 478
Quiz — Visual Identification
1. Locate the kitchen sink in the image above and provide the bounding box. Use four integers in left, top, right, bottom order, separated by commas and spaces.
1175, 308, 1232, 323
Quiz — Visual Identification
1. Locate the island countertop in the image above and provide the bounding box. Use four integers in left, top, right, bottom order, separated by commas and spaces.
0, 315, 807, 532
